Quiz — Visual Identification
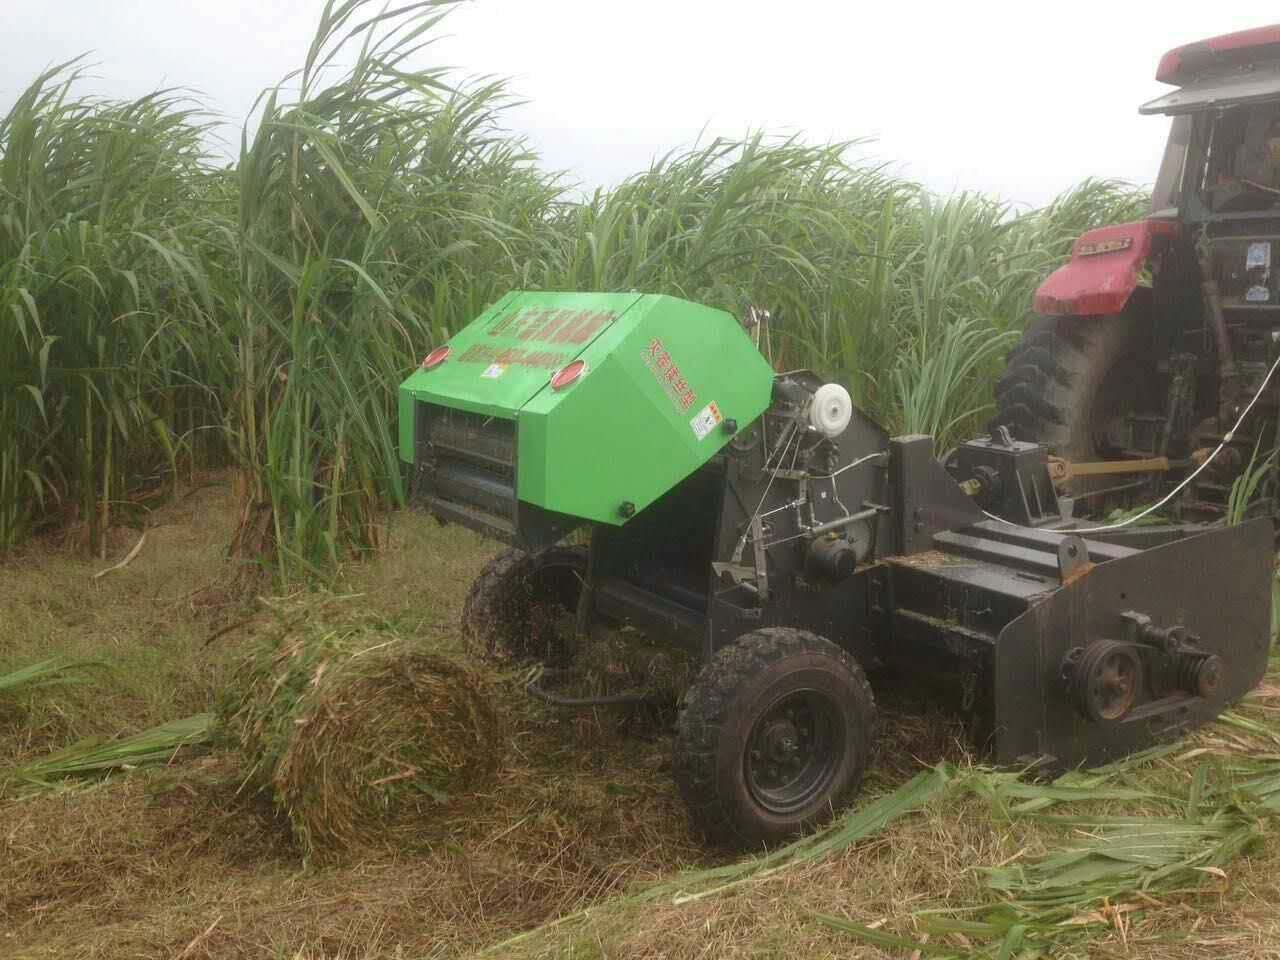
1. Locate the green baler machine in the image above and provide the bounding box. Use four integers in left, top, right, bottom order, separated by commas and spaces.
400, 292, 1273, 849
400, 291, 774, 546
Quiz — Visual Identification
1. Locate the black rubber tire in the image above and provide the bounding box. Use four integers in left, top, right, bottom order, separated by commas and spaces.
672, 627, 877, 849
993, 301, 1156, 497
460, 546, 587, 662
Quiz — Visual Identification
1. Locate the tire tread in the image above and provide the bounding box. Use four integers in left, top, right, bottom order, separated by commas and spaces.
673, 627, 876, 846
460, 546, 586, 660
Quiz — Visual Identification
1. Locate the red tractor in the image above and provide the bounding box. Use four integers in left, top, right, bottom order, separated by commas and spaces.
996, 26, 1280, 519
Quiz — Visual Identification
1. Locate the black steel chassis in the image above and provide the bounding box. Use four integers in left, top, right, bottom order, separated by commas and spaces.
411, 385, 1273, 772
573, 434, 1273, 772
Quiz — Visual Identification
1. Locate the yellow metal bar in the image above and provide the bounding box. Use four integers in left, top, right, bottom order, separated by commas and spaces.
1067, 457, 1171, 478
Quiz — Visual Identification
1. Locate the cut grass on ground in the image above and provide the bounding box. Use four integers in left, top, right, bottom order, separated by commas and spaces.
3, 474, 1280, 959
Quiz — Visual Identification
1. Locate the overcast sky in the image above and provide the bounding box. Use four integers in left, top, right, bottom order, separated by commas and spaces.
1, 3, 1273, 207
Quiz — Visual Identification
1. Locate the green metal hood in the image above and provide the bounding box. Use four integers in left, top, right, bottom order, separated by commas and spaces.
399, 291, 774, 540
400, 291, 641, 418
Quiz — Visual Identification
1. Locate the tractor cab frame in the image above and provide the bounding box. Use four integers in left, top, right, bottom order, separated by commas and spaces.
998, 25, 1280, 524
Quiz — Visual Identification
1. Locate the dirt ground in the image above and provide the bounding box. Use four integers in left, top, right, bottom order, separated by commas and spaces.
3, 476, 1280, 959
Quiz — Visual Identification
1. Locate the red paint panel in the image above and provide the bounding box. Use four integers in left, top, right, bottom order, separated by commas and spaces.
1157, 24, 1280, 84
1156, 44, 1193, 85
1032, 220, 1178, 317
1209, 24, 1280, 53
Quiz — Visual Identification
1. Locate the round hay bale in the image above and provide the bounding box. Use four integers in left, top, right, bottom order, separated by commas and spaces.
220, 613, 503, 858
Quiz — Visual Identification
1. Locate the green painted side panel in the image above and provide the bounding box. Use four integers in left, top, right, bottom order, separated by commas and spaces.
397, 291, 775, 526
516, 296, 774, 523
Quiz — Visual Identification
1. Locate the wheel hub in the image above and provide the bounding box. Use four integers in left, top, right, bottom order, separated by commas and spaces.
761, 719, 802, 763
745, 690, 840, 815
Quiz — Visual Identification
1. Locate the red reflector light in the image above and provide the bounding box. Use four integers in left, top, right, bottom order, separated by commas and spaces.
421, 345, 451, 370
550, 359, 587, 391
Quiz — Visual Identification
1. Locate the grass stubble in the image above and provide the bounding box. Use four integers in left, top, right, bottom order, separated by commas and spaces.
1, 482, 1280, 958
0, 480, 705, 958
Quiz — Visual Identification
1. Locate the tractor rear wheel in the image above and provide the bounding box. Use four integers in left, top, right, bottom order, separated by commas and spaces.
672, 628, 876, 848
461, 546, 586, 663
993, 302, 1160, 500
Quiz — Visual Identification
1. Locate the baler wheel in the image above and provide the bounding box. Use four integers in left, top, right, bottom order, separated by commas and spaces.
672, 628, 876, 848
993, 301, 1159, 500
460, 546, 586, 663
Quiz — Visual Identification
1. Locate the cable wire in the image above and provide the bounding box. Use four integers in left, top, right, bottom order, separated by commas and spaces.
805, 451, 888, 481
732, 422, 801, 562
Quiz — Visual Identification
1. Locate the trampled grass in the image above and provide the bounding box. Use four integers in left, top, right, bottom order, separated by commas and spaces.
3, 713, 213, 795
0, 656, 99, 695
490, 734, 1280, 959
3, 485, 1280, 959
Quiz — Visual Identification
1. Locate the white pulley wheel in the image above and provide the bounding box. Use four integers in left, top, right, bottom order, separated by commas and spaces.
809, 383, 853, 438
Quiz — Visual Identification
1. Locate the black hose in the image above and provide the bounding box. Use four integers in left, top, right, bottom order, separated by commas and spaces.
524, 668, 659, 708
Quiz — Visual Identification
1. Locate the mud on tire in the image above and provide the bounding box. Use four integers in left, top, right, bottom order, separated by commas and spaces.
672, 627, 877, 849
460, 546, 587, 662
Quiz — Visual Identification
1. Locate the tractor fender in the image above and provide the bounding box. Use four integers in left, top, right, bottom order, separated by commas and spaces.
1033, 219, 1179, 317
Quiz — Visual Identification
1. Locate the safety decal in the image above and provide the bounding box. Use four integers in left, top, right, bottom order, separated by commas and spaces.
1247, 241, 1271, 270
690, 401, 723, 441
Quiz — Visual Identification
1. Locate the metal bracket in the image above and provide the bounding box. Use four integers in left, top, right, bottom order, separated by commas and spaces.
712, 562, 759, 590
750, 514, 770, 602
1057, 535, 1090, 583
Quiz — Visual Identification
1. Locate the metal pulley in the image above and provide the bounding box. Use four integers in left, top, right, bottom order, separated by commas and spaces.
1065, 640, 1144, 722
808, 383, 853, 438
